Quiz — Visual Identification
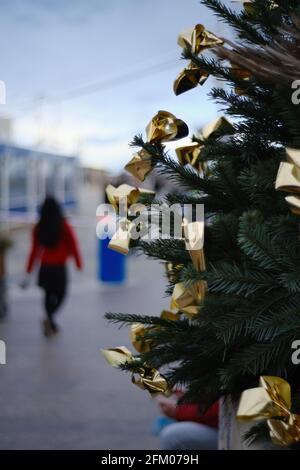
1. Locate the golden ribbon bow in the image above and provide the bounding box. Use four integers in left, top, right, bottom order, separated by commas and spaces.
124, 149, 153, 182
165, 262, 184, 283
108, 218, 136, 255
132, 365, 169, 396
173, 62, 209, 96
131, 310, 182, 354
130, 323, 152, 354
101, 346, 133, 367
275, 147, 300, 215
170, 220, 207, 318
237, 376, 300, 446
183, 220, 206, 272
146, 110, 189, 143
102, 346, 169, 396
170, 282, 204, 318
175, 141, 208, 174
233, 1, 278, 14
105, 184, 154, 211
178, 24, 223, 55
160, 309, 181, 321
105, 184, 154, 254
198, 116, 235, 141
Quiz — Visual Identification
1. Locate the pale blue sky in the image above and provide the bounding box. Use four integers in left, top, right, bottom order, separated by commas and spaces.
0, 0, 233, 171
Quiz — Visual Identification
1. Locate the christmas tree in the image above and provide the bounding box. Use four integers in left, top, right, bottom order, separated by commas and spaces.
104, 0, 300, 447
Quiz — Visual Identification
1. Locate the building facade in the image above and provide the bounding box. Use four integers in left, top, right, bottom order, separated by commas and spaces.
0, 144, 79, 214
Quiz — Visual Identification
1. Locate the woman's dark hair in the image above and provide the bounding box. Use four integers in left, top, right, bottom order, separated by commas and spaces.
37, 197, 63, 247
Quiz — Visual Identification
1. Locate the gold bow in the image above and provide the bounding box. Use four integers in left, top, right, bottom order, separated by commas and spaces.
130, 323, 152, 353
170, 282, 204, 318
275, 147, 300, 214
165, 262, 183, 283
198, 116, 234, 141
173, 62, 209, 96
183, 220, 206, 272
102, 346, 133, 367
132, 365, 169, 396
102, 346, 169, 396
106, 184, 154, 254
170, 221, 207, 318
160, 309, 181, 321
233, 1, 278, 14
146, 110, 189, 143
178, 24, 223, 55
108, 218, 136, 255
175, 141, 208, 174
124, 149, 153, 182
106, 184, 154, 211
131, 309, 182, 353
237, 376, 300, 446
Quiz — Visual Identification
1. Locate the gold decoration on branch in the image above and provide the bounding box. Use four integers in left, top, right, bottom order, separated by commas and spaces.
105, 184, 154, 211
108, 218, 135, 255
124, 112, 188, 183
178, 24, 223, 54
102, 346, 133, 367
175, 141, 208, 174
198, 116, 234, 141
275, 147, 300, 214
173, 62, 208, 96
106, 184, 139, 210
276, 147, 300, 192
178, 26, 194, 49
132, 366, 169, 396
237, 376, 300, 446
165, 262, 183, 283
105, 184, 154, 255
102, 347, 169, 396
285, 196, 300, 216
233, 0, 257, 14
183, 220, 206, 272
124, 149, 153, 182
233, 1, 278, 15
160, 310, 181, 321
146, 110, 189, 143
170, 220, 207, 318
130, 323, 152, 353
170, 282, 203, 318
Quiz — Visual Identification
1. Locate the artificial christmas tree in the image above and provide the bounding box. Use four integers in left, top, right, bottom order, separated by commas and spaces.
104, 0, 300, 448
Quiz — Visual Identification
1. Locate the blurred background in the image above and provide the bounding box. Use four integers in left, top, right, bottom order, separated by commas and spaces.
0, 0, 230, 450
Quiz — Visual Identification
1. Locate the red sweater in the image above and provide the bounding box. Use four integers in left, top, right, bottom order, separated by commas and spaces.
175, 401, 219, 429
26, 220, 82, 273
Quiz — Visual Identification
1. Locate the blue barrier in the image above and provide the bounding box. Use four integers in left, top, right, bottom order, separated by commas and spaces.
98, 237, 126, 283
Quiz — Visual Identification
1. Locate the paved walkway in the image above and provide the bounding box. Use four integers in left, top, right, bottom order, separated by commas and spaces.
0, 225, 169, 449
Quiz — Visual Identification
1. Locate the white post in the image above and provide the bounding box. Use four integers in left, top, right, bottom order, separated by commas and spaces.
57, 163, 65, 204
0, 340, 6, 364
40, 159, 47, 203
27, 156, 37, 215
219, 396, 278, 450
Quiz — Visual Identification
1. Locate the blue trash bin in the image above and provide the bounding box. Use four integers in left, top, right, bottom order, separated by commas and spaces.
98, 237, 126, 283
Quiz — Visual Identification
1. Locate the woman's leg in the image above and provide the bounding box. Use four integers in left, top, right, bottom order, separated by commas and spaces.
42, 265, 67, 330
44, 289, 66, 329
160, 422, 218, 450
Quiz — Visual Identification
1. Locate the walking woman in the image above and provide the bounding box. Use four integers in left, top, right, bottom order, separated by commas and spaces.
25, 197, 82, 336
